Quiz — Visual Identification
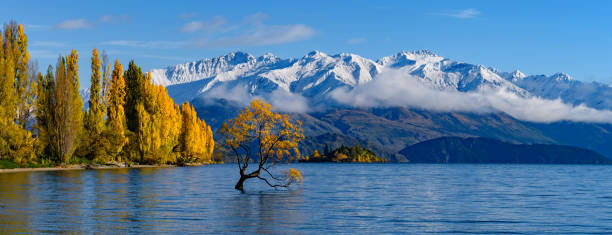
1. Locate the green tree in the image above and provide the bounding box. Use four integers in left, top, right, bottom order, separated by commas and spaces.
124, 60, 147, 133
123, 61, 150, 162
35, 66, 56, 161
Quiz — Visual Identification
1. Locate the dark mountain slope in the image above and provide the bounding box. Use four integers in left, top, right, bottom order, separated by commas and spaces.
399, 137, 611, 164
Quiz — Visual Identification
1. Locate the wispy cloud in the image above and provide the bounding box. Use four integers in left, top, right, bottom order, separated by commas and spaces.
130, 54, 186, 61
52, 15, 130, 30
195, 24, 315, 47
433, 8, 480, 19
31, 41, 67, 48
180, 16, 227, 33
242, 12, 269, 25
101, 40, 186, 49
104, 13, 315, 50
182, 13, 315, 48
99, 14, 131, 24
54, 19, 94, 30
347, 37, 367, 45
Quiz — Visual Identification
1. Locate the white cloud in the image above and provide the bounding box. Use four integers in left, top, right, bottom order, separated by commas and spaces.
347, 37, 367, 45
54, 19, 94, 30
202, 84, 310, 113
434, 8, 480, 19
180, 16, 227, 33
330, 69, 612, 124
268, 89, 310, 113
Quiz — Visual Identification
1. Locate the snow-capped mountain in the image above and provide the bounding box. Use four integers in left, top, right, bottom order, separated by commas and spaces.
149, 50, 612, 110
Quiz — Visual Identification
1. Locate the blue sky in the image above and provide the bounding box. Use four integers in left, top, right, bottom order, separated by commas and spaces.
3, 0, 612, 88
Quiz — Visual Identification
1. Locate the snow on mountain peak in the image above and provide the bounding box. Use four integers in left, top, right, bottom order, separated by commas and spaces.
378, 50, 444, 68
512, 70, 527, 79
149, 50, 609, 111
223, 51, 254, 63
305, 50, 328, 58
551, 72, 573, 81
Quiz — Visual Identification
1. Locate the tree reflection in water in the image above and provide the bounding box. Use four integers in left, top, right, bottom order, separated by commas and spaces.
222, 189, 305, 234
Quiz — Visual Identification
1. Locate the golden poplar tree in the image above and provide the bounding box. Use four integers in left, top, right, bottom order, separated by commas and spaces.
85, 48, 105, 136
179, 102, 214, 164
0, 22, 34, 165
104, 59, 127, 162
14, 24, 30, 129
1, 22, 31, 129
82, 48, 106, 160
52, 50, 83, 163
145, 81, 182, 164
0, 23, 16, 123
134, 73, 182, 164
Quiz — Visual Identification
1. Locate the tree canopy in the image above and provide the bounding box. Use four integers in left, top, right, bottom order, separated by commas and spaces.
0, 21, 215, 168
220, 99, 304, 191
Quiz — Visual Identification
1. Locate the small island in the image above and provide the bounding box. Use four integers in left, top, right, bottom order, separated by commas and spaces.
300, 145, 388, 163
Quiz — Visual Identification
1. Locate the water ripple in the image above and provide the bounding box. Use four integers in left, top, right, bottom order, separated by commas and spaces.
1, 164, 612, 233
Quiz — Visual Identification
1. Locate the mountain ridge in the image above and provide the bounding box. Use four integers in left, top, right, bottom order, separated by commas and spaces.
149, 50, 612, 111
146, 50, 612, 161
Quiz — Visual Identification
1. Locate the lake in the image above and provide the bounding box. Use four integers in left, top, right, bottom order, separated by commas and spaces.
1, 164, 612, 234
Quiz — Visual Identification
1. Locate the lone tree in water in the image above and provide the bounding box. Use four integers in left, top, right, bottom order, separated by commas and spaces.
219, 99, 304, 192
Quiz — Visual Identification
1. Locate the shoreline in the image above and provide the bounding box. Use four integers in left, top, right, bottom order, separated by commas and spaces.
0, 164, 181, 174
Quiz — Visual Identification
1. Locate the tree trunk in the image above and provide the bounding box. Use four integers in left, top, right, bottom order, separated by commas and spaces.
235, 175, 247, 192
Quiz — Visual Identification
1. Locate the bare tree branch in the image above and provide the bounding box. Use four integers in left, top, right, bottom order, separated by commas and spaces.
257, 176, 289, 188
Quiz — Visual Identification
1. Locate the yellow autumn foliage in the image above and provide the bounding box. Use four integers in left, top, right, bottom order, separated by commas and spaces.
220, 99, 304, 190
286, 168, 303, 185
0, 20, 217, 167
179, 102, 214, 163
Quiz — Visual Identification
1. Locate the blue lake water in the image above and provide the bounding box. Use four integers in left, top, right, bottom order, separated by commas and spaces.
1, 164, 612, 234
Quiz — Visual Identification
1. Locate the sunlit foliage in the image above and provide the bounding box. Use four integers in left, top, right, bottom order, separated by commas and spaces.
179, 102, 214, 164
303, 145, 388, 163
220, 99, 304, 191
0, 21, 215, 168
